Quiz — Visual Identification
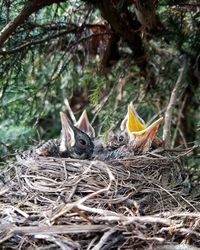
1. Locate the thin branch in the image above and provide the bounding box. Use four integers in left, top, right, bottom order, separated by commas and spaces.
97, 0, 147, 71
0, 224, 108, 240
171, 95, 187, 148
162, 56, 188, 148
0, 0, 65, 48
91, 228, 117, 250
114, 73, 136, 111
0, 28, 77, 55
0, 30, 111, 56
172, 3, 200, 8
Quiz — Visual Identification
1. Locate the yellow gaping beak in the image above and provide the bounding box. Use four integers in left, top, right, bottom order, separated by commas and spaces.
129, 117, 163, 153
127, 102, 146, 132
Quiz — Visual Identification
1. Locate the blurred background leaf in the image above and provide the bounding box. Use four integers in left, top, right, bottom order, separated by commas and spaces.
0, 0, 199, 162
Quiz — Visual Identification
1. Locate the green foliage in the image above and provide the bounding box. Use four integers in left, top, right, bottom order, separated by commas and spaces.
0, 122, 35, 156
0, 0, 200, 162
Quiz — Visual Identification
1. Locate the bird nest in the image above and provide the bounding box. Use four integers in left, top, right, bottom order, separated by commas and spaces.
1, 147, 200, 249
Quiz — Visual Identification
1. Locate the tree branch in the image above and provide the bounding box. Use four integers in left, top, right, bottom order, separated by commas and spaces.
162, 56, 188, 148
0, 29, 112, 56
0, 28, 77, 55
96, 1, 147, 71
0, 0, 65, 48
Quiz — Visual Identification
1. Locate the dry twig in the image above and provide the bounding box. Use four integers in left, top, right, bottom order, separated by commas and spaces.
0, 148, 199, 249
163, 55, 188, 148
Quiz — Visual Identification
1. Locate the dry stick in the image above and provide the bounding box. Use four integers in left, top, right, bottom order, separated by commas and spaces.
167, 212, 200, 219
92, 228, 117, 250
162, 56, 188, 148
87, 236, 99, 250
0, 224, 108, 243
0, 205, 29, 219
159, 226, 200, 238
88, 215, 174, 225
34, 234, 80, 249
171, 95, 187, 148
114, 73, 136, 111
50, 164, 115, 222
132, 235, 165, 243
177, 127, 187, 148
91, 86, 115, 125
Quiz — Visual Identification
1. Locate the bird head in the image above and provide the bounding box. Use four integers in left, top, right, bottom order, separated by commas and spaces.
59, 112, 94, 159
105, 102, 146, 150
129, 117, 163, 153
106, 129, 129, 149
74, 110, 105, 156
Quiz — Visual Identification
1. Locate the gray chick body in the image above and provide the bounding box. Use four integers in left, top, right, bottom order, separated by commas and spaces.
36, 127, 94, 159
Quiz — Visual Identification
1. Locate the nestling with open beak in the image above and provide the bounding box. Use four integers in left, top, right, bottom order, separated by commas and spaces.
128, 116, 164, 154
99, 103, 163, 160
105, 102, 146, 150
127, 102, 163, 148
36, 112, 94, 159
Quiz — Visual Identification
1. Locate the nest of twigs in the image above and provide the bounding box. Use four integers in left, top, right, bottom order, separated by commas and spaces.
1, 147, 200, 249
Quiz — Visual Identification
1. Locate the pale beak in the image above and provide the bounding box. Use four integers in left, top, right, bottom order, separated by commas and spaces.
129, 117, 164, 153
127, 102, 146, 132
75, 110, 95, 138
59, 112, 75, 152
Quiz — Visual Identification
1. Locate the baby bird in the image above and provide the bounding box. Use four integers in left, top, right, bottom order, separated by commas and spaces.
105, 110, 130, 150
128, 116, 163, 154
100, 103, 163, 160
127, 102, 163, 148
106, 129, 129, 150
74, 109, 104, 156
36, 112, 94, 159
101, 117, 163, 160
